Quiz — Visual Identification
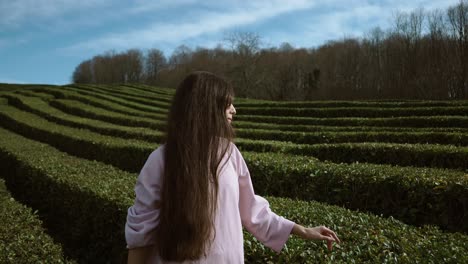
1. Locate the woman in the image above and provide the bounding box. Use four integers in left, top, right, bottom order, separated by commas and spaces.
125, 71, 340, 263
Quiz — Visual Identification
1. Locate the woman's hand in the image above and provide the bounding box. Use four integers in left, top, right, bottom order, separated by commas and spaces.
291, 224, 341, 251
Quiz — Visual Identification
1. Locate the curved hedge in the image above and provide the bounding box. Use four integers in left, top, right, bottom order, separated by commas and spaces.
80, 83, 174, 101
69, 84, 172, 107
0, 127, 135, 263
22, 87, 168, 116
234, 120, 468, 133
236, 128, 468, 146
55, 85, 169, 112
234, 99, 468, 108
237, 106, 468, 118
5, 98, 466, 170
0, 127, 466, 263
5, 97, 466, 170
50, 99, 167, 128
3, 94, 164, 142
241, 151, 468, 233
122, 84, 175, 96
0, 83, 57, 92
0, 106, 466, 231
66, 85, 170, 112
106, 84, 174, 101
247, 197, 468, 263
9, 93, 468, 147
235, 138, 468, 170
236, 114, 468, 128
0, 179, 74, 263
0, 104, 157, 172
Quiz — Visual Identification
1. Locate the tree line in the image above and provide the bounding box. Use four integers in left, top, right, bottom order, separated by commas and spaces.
72, 1, 468, 100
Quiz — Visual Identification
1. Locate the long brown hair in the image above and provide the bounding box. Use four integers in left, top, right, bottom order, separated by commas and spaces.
157, 71, 235, 261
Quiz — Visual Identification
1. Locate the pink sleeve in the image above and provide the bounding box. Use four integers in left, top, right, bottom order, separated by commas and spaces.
125, 146, 164, 249
232, 144, 295, 253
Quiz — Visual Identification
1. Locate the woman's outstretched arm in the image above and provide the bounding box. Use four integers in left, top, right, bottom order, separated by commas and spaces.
291, 224, 340, 251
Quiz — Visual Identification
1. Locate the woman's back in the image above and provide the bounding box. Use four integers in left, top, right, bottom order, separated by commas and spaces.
126, 143, 295, 263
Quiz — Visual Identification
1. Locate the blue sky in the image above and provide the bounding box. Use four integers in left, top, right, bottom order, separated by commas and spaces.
0, 0, 460, 85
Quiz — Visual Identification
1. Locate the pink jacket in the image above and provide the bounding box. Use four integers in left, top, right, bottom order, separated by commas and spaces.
125, 143, 295, 263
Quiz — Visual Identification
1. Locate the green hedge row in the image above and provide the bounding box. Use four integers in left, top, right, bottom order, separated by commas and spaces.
234, 120, 468, 134
69, 84, 172, 107
3, 94, 164, 143
80, 83, 175, 101
236, 114, 468, 128
122, 84, 175, 96
22, 87, 468, 134
66, 86, 169, 114
0, 106, 466, 231
236, 128, 468, 146
16, 92, 466, 149
10, 92, 467, 147
240, 151, 468, 233
0, 127, 466, 263
247, 197, 468, 263
0, 83, 56, 92
49, 99, 167, 128
6, 96, 466, 170
71, 83, 173, 101
108, 84, 174, 101
56, 89, 468, 133
237, 106, 468, 118
21, 86, 172, 119
31, 86, 468, 130
7, 96, 466, 170
16, 89, 164, 117
0, 104, 157, 172
19, 91, 468, 135
235, 138, 468, 170
0, 127, 135, 263
66, 85, 170, 112
15, 89, 56, 100
0, 179, 74, 263
235, 99, 468, 108
25, 86, 169, 115
70, 88, 166, 118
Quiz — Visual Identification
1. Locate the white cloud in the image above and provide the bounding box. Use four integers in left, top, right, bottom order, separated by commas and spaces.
128, 0, 199, 14
0, 0, 223, 31
0, 0, 112, 28
265, 0, 461, 48
60, 0, 316, 54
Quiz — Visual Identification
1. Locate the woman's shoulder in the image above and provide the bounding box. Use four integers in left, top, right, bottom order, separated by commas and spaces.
145, 144, 166, 167
227, 142, 243, 164
154, 144, 166, 155
150, 144, 165, 156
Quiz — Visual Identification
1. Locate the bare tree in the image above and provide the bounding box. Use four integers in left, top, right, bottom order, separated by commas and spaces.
223, 31, 262, 97
223, 31, 261, 56
169, 45, 193, 69
392, 8, 425, 98
363, 27, 385, 98
447, 0, 468, 98
424, 9, 450, 98
123, 49, 143, 83
71, 4, 468, 100
145, 48, 166, 84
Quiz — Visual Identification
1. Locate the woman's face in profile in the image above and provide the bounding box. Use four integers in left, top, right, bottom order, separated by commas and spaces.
225, 103, 236, 124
